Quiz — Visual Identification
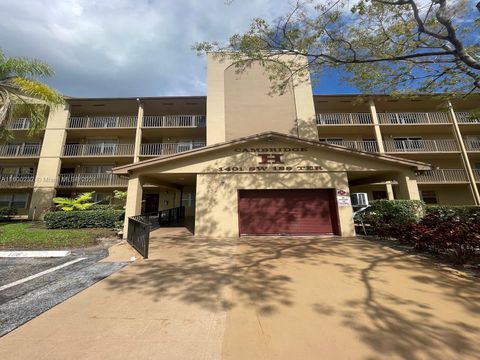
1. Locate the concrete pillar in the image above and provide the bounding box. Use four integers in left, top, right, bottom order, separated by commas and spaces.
369, 99, 394, 199
30, 104, 69, 219
133, 101, 144, 163
447, 101, 480, 205
394, 172, 421, 200
123, 175, 143, 237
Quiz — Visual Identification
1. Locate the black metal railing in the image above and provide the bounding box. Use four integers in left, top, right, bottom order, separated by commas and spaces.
127, 216, 150, 258
127, 206, 186, 258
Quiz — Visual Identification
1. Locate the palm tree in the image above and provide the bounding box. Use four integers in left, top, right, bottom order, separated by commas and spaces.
0, 49, 64, 138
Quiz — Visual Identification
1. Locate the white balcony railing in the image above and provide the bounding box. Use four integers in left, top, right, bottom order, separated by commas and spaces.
0, 144, 41, 157
7, 118, 32, 129
384, 139, 459, 153
68, 116, 137, 129
455, 112, 480, 124
57, 173, 128, 187
465, 139, 480, 151
474, 169, 480, 182
378, 112, 450, 124
316, 113, 373, 125
321, 140, 379, 152
63, 144, 135, 157
0, 174, 35, 187
416, 169, 469, 183
142, 115, 206, 128
140, 142, 206, 156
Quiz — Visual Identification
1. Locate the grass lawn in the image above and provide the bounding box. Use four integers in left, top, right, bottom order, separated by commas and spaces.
0, 221, 115, 249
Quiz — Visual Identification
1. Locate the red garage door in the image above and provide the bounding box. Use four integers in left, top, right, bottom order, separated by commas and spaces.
238, 189, 339, 236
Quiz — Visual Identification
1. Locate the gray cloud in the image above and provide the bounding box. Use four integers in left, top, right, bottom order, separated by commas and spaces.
0, 0, 290, 97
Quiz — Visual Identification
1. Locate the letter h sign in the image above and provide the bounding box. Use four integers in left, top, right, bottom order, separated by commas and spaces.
258, 153, 284, 164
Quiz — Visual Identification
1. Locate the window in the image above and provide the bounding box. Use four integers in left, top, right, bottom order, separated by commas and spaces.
93, 192, 112, 204
421, 190, 438, 204
372, 191, 388, 200
0, 193, 29, 208
86, 139, 118, 155
393, 137, 423, 151
84, 165, 113, 174
181, 192, 195, 208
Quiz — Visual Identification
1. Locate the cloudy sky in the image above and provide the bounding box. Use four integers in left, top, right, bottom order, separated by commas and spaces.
0, 0, 355, 97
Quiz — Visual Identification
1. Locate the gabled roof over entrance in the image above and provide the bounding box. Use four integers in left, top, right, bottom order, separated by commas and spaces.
113, 132, 433, 175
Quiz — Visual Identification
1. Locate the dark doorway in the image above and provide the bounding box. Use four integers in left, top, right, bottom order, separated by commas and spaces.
372, 190, 388, 200
144, 193, 160, 213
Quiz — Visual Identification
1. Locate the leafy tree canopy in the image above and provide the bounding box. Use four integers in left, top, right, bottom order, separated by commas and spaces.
195, 0, 479, 98
0, 49, 64, 138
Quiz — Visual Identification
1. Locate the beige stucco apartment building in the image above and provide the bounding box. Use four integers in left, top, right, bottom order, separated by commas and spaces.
1, 54, 479, 237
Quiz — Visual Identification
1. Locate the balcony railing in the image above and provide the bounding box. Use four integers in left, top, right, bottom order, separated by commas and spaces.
474, 169, 480, 182
378, 112, 450, 125
57, 173, 128, 187
316, 113, 373, 125
7, 118, 32, 130
0, 144, 41, 157
140, 142, 206, 156
321, 140, 379, 152
465, 139, 480, 151
455, 112, 480, 124
142, 115, 206, 128
416, 169, 469, 183
63, 144, 134, 157
384, 139, 459, 153
0, 174, 35, 187
68, 116, 137, 129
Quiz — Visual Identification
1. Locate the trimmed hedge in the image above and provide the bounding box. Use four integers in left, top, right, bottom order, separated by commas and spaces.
398, 205, 480, 264
359, 200, 425, 237
45, 209, 125, 229
0, 207, 17, 220
361, 202, 480, 264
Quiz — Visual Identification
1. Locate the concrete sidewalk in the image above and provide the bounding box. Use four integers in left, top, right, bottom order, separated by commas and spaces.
1, 230, 480, 359
0, 228, 228, 360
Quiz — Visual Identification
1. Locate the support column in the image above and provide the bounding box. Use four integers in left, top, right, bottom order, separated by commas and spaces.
30, 104, 70, 219
394, 172, 421, 200
123, 175, 143, 238
133, 101, 144, 163
447, 101, 480, 205
369, 99, 394, 199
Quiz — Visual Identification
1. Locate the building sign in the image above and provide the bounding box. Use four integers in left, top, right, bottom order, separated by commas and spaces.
336, 189, 351, 207
216, 147, 324, 172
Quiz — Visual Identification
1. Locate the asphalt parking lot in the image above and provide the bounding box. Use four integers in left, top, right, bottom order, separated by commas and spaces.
0, 249, 127, 336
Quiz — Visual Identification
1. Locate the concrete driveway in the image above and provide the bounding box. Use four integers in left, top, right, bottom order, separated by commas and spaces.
1, 228, 479, 359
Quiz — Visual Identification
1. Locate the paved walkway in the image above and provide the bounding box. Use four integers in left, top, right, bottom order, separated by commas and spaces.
1, 229, 480, 359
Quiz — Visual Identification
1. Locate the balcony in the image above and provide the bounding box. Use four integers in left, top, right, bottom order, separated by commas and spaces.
316, 113, 372, 125
63, 144, 134, 157
384, 139, 459, 153
140, 142, 206, 156
416, 169, 469, 183
7, 118, 32, 130
378, 112, 450, 125
465, 139, 480, 151
68, 116, 137, 129
0, 174, 35, 188
57, 173, 128, 188
321, 140, 378, 152
475, 169, 480, 182
0, 144, 41, 157
455, 112, 480, 124
142, 115, 206, 128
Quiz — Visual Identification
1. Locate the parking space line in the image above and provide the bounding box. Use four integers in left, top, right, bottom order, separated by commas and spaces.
0, 257, 87, 292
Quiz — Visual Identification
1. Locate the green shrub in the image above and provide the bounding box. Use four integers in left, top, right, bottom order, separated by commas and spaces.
0, 207, 18, 220
360, 200, 425, 237
45, 209, 125, 229
398, 205, 480, 264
